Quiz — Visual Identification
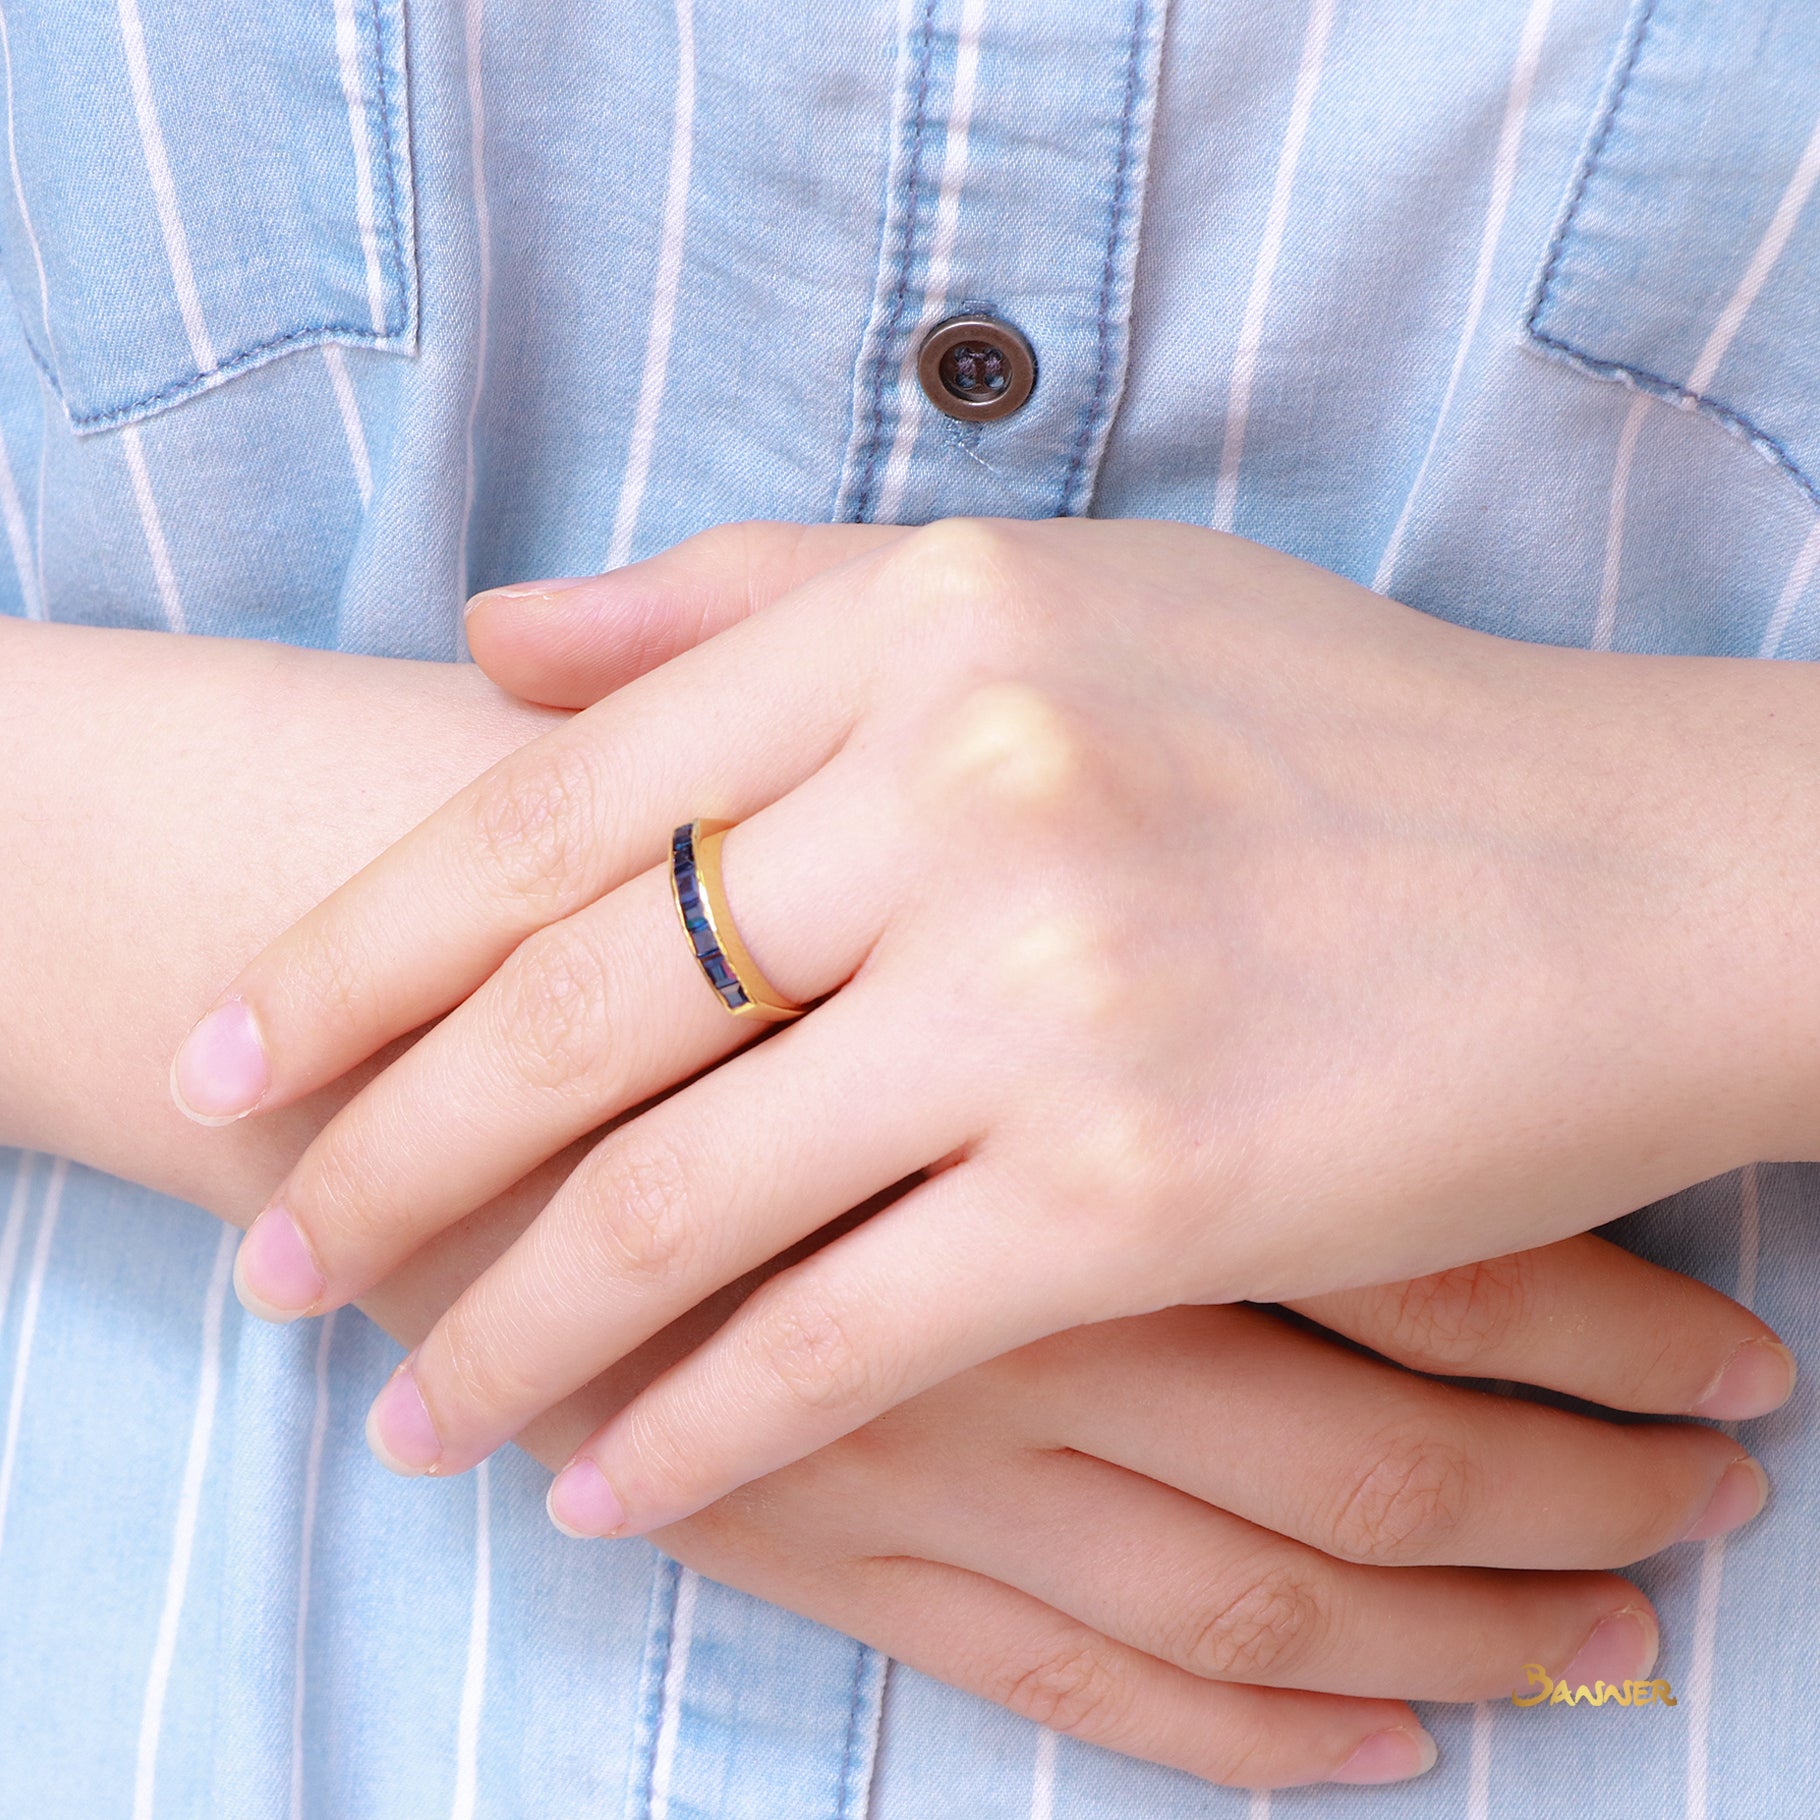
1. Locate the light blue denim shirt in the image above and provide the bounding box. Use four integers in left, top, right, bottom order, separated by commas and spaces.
2, 1, 1819, 1814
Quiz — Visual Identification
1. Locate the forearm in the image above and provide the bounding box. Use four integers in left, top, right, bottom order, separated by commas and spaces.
0, 617, 559, 1200
0, 617, 641, 1463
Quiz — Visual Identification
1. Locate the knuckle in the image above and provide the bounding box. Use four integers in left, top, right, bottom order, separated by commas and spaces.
465, 739, 605, 914
1051, 1095, 1180, 1222
986, 910, 1132, 1031
297, 924, 372, 1029
430, 1289, 548, 1423
750, 1289, 883, 1424
1328, 1425, 1472, 1564
918, 679, 1088, 813
898, 517, 1027, 611
590, 1138, 698, 1286
289, 1123, 390, 1262
1179, 1565, 1322, 1681
489, 928, 614, 1092
992, 1641, 1132, 1740
1383, 1252, 1534, 1371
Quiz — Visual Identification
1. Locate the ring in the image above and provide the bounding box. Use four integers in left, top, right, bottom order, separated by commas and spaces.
670, 819, 805, 1022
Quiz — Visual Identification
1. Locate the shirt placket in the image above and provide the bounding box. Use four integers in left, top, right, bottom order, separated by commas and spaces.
836, 0, 1170, 527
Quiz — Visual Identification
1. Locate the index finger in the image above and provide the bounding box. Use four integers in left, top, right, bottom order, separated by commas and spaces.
167, 570, 877, 1123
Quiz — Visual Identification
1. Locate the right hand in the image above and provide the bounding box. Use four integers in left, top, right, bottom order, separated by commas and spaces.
527, 1231, 1787, 1790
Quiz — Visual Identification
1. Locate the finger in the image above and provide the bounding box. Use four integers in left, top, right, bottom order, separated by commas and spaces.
357, 977, 971, 1474
1290, 1235, 1798, 1419
463, 522, 907, 707
169, 555, 890, 1124
660, 1542, 1435, 1791
998, 1308, 1767, 1571
547, 1165, 1104, 1535
834, 1433, 1657, 1703
235, 750, 905, 1323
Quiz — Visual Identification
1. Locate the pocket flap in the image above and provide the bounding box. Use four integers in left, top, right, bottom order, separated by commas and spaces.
1526, 0, 1820, 506
0, 0, 415, 432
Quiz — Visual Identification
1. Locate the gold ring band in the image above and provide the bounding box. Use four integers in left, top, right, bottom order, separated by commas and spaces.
670, 818, 804, 1022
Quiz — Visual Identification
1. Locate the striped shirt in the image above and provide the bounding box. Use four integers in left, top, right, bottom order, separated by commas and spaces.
2, 0, 1818, 1814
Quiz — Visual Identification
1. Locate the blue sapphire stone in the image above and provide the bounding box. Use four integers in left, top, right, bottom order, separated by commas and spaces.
673, 822, 750, 1009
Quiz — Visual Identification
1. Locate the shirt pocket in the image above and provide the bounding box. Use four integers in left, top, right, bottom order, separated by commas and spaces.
1524, 0, 1820, 508
0, 0, 414, 433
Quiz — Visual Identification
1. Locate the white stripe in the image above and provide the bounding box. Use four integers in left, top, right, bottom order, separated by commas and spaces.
0, 1153, 34, 1349
604, 0, 697, 572
873, 0, 989, 527
1683, 1164, 1761, 1820
134, 1224, 235, 1820
1734, 1161, 1761, 1332
115, 0, 215, 375
648, 1565, 699, 1820
1683, 1535, 1726, 1820
1760, 517, 1820, 658
1466, 1698, 1494, 1820
1592, 391, 1651, 651
32, 372, 47, 616
330, 0, 389, 338
1373, 0, 1554, 595
0, 1155, 64, 1567
1684, 103, 1820, 402
450, 1459, 492, 1820
1588, 102, 1820, 644
1029, 1725, 1058, 1820
1209, 0, 1336, 534
288, 1310, 337, 1820
0, 3, 55, 376
458, 0, 492, 598
1245, 1788, 1270, 1820
0, 419, 39, 618
321, 346, 373, 507
121, 424, 187, 634
834, 0, 929, 519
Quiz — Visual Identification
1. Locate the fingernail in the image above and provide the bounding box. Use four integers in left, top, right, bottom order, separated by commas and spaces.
170, 998, 269, 1124
465, 577, 595, 614
366, 1360, 442, 1476
1559, 1606, 1658, 1693
1331, 1726, 1437, 1785
1680, 1456, 1769, 1541
1692, 1338, 1798, 1419
547, 1458, 629, 1538
233, 1203, 324, 1322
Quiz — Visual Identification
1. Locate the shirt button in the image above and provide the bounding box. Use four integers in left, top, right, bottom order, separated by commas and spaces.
916, 315, 1037, 421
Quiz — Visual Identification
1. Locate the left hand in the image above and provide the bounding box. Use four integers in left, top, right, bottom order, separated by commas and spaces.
171, 517, 1820, 1533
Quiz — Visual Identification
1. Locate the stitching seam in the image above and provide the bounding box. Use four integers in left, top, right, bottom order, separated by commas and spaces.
1523, 0, 1661, 347
1523, 0, 1820, 509
1056, 0, 1150, 518
1527, 328, 1820, 508
832, 1643, 870, 1820
849, 0, 939, 523
628, 1556, 682, 1820
23, 1, 414, 427
65, 321, 410, 432
367, 0, 407, 332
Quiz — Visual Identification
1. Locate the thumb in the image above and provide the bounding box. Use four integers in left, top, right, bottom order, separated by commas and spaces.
463, 521, 906, 708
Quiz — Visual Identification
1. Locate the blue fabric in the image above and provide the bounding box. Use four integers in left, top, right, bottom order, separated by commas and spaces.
1, 0, 1819, 1814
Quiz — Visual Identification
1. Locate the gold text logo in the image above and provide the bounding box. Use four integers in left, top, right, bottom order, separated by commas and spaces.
1512, 1664, 1677, 1709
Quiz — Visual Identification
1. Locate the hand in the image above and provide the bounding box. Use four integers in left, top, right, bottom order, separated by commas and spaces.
174, 519, 1820, 1531
1, 619, 1785, 1787
637, 1234, 1784, 1789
